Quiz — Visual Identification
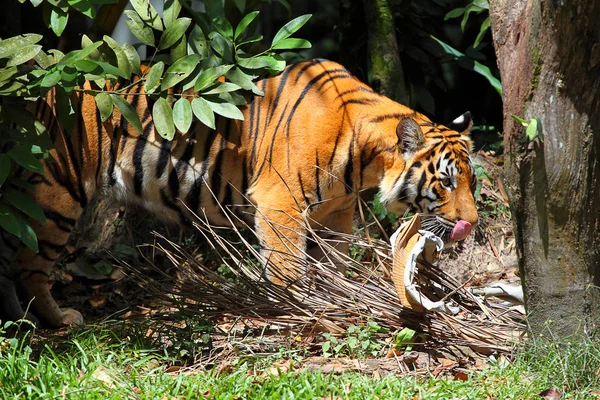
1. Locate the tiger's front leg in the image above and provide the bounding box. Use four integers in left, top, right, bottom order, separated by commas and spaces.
16, 248, 84, 327
253, 205, 309, 286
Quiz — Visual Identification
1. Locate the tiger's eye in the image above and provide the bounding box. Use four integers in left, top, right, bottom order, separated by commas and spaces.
441, 177, 452, 188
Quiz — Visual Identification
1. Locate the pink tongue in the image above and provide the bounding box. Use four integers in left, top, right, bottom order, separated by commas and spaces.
450, 220, 472, 241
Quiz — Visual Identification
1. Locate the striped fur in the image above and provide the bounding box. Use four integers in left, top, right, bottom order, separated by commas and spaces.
4, 59, 477, 327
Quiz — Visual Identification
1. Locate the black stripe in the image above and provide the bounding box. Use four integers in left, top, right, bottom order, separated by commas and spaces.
285, 69, 348, 141
343, 137, 354, 193
267, 63, 301, 126
156, 137, 173, 178
315, 152, 322, 203
294, 59, 325, 84
94, 106, 103, 184
132, 117, 152, 196
297, 172, 310, 205
337, 98, 379, 110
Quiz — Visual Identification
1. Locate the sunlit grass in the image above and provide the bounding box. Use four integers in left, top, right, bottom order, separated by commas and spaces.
1, 319, 599, 399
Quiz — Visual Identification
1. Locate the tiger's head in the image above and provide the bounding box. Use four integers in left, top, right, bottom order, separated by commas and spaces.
380, 112, 478, 242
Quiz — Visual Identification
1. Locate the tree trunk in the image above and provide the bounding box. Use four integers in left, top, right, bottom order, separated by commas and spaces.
362, 0, 408, 104
489, 1, 600, 336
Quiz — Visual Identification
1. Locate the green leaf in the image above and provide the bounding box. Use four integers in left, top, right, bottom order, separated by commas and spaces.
0, 155, 11, 186
444, 7, 465, 20
7, 146, 44, 174
75, 60, 128, 78
161, 54, 201, 90
158, 17, 191, 51
526, 117, 541, 141
236, 34, 263, 47
271, 14, 311, 47
194, 65, 233, 92
235, 11, 259, 40
110, 93, 143, 134
473, 17, 490, 49
35, 50, 53, 69
3, 188, 46, 222
271, 38, 311, 50
202, 82, 241, 95
129, 0, 163, 31
207, 99, 244, 120
191, 97, 215, 129
0, 204, 21, 238
56, 86, 76, 131
94, 92, 113, 122
173, 97, 192, 133
217, 91, 247, 106
213, 17, 233, 39
103, 35, 132, 78
50, 5, 69, 36
58, 41, 103, 66
209, 32, 234, 62
461, 5, 485, 32
0, 34, 43, 59
122, 43, 141, 75
473, 0, 489, 9
226, 67, 262, 95
152, 97, 176, 140
40, 70, 62, 91
237, 55, 284, 70
14, 212, 39, 253
124, 10, 156, 47
170, 35, 187, 63
67, 0, 96, 18
430, 35, 502, 96
187, 25, 208, 57
163, 0, 182, 29
510, 115, 527, 126
144, 61, 164, 94
6, 45, 42, 67
0, 66, 20, 82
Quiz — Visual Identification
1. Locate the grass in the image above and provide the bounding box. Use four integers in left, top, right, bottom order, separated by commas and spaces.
2, 319, 599, 399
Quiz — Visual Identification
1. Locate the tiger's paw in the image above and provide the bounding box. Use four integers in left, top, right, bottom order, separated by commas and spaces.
59, 308, 85, 326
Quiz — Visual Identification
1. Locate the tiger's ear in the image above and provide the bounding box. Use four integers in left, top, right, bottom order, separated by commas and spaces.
447, 111, 473, 134
397, 118, 424, 156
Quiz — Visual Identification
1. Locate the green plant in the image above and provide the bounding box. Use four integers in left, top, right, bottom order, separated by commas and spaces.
0, 0, 311, 250
322, 321, 389, 358
511, 115, 543, 142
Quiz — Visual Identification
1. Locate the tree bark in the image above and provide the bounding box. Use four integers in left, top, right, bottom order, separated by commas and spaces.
362, 0, 408, 104
489, 0, 600, 336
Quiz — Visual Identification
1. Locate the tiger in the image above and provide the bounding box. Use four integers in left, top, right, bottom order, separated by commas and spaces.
0, 59, 478, 327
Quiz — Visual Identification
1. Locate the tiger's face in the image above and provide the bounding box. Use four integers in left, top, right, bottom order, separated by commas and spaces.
381, 112, 478, 242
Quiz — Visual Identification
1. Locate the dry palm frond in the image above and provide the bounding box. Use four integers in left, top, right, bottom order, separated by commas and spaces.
128, 201, 525, 357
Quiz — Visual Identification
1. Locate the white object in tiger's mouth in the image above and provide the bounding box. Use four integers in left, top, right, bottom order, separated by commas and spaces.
390, 214, 459, 315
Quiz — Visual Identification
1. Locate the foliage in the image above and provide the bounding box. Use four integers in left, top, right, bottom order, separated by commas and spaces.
381, 0, 500, 118
322, 321, 389, 358
2, 320, 600, 398
512, 115, 543, 142
0, 0, 311, 250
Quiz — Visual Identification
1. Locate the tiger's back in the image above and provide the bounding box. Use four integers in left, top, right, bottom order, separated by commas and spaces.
7, 59, 478, 327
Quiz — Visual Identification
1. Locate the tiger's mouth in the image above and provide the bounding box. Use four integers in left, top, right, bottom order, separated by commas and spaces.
421, 215, 471, 243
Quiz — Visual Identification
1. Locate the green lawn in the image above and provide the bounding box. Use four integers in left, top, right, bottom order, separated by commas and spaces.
2, 320, 599, 399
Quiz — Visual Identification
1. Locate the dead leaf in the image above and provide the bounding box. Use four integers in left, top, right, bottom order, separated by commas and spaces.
165, 365, 181, 374
88, 293, 106, 308
539, 388, 562, 399
454, 371, 468, 381
91, 365, 115, 387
